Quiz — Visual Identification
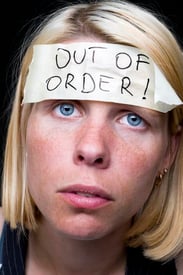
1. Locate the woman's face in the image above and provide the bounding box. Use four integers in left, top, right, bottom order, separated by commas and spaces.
26, 100, 174, 240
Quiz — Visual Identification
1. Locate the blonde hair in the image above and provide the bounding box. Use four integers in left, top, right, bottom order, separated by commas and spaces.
2, 0, 183, 261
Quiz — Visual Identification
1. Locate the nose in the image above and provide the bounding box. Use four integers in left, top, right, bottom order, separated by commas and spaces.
73, 125, 110, 169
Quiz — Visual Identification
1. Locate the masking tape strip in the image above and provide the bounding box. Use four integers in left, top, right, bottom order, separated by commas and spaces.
23, 42, 183, 112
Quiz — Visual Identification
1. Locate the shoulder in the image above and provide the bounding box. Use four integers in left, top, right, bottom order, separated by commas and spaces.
176, 252, 183, 275
127, 247, 177, 274
0, 207, 4, 236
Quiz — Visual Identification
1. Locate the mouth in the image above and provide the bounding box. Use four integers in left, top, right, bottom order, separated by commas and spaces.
58, 184, 113, 209
73, 191, 101, 198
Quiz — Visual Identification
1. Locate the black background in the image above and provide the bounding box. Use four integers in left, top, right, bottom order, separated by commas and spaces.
0, 0, 182, 178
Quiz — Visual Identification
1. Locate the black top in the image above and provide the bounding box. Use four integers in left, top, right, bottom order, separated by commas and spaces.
0, 222, 177, 275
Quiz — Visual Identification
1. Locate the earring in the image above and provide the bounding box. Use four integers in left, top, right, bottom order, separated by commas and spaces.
159, 168, 168, 180
155, 168, 168, 186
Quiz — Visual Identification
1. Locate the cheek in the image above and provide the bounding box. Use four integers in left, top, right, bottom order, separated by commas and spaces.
27, 147, 73, 190
25, 118, 70, 192
113, 139, 165, 211
115, 138, 161, 182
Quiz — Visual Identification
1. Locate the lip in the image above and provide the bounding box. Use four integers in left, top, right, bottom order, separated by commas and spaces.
57, 184, 114, 209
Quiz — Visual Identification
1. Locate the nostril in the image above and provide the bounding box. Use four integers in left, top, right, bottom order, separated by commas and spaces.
95, 158, 103, 164
74, 149, 110, 168
77, 155, 104, 164
78, 155, 84, 161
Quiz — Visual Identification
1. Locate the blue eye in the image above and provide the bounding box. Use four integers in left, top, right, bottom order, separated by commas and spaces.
126, 113, 143, 127
59, 103, 74, 116
54, 102, 81, 118
119, 112, 145, 128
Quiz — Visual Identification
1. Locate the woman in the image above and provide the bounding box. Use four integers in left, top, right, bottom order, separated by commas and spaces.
0, 1, 183, 274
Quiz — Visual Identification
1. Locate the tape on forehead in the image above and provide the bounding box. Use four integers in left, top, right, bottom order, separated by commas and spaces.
23, 42, 183, 112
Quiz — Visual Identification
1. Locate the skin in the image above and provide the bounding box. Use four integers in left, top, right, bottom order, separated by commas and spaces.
176, 254, 183, 275
25, 98, 177, 274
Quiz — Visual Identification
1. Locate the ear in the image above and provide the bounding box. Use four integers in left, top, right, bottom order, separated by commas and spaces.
162, 126, 182, 170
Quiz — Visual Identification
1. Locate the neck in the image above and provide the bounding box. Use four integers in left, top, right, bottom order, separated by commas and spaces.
26, 223, 127, 275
